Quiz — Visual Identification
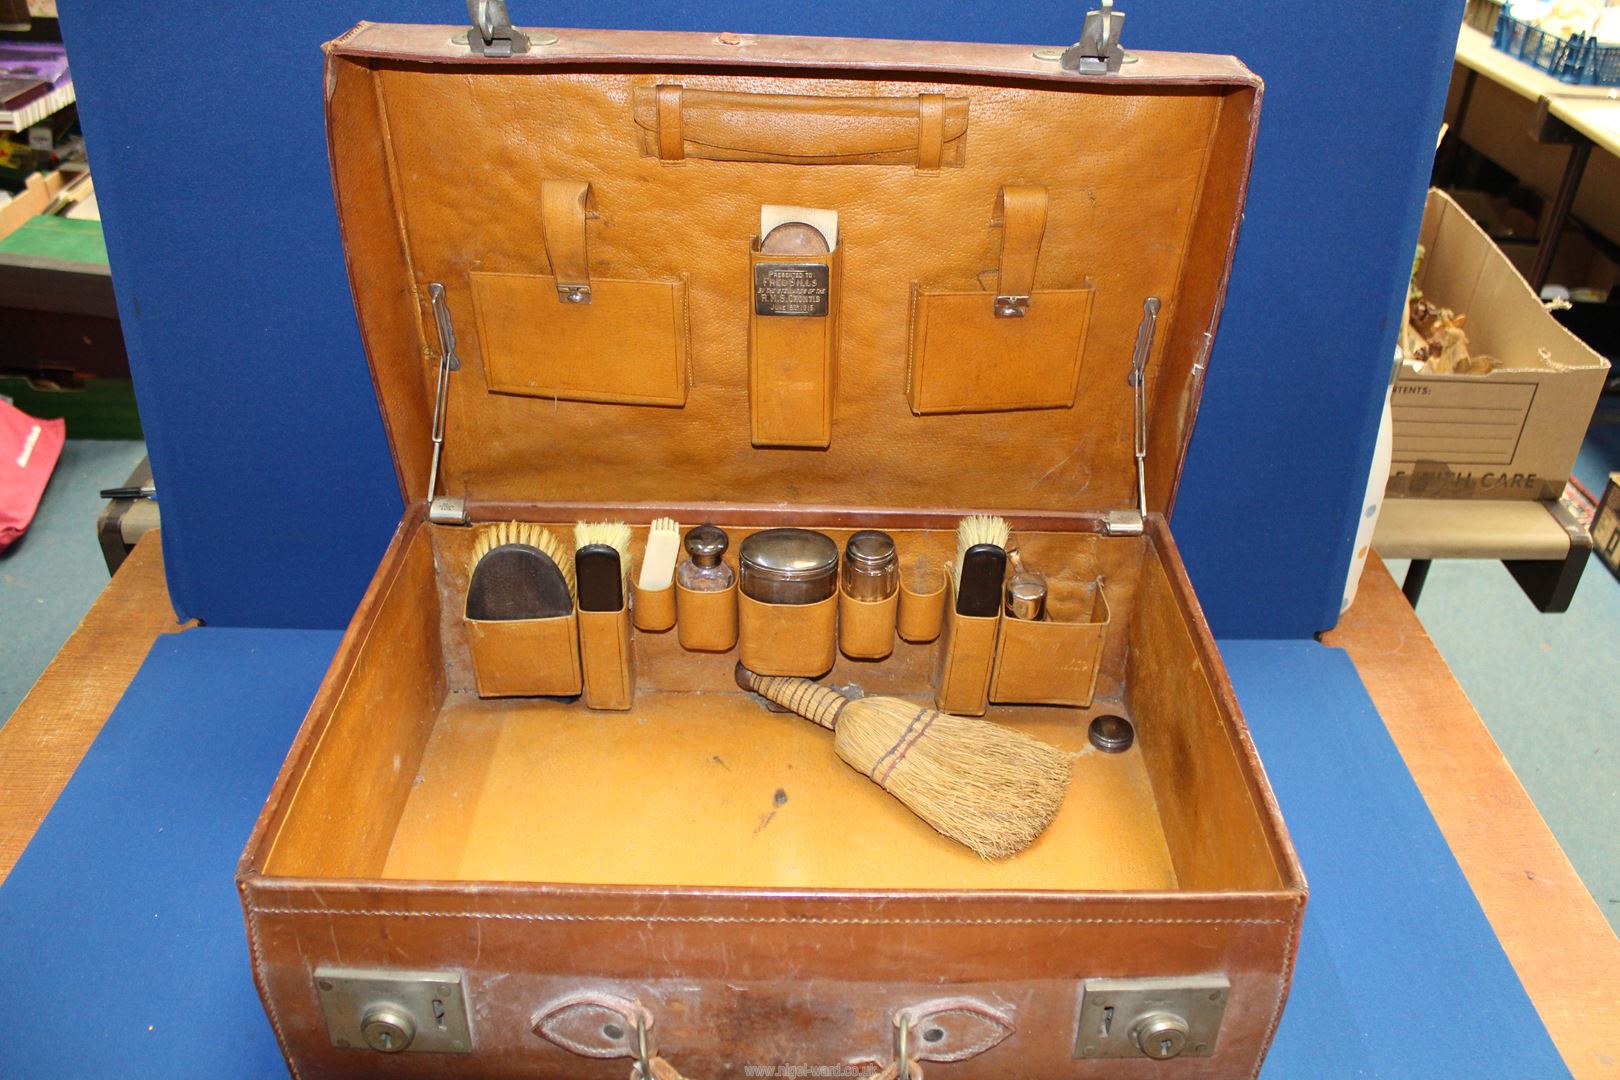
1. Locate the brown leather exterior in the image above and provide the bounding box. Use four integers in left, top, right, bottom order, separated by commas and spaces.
239, 23, 1302, 1080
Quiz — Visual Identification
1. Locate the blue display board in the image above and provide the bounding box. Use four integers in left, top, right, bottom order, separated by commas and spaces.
58, 2, 1462, 635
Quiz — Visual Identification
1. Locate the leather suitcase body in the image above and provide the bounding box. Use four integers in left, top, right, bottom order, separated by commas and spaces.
239, 17, 1306, 1079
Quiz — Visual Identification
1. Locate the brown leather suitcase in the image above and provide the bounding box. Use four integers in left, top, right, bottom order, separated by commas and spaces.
239, 14, 1305, 1078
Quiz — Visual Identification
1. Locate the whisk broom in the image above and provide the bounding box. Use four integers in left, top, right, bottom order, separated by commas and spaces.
735, 665, 1072, 858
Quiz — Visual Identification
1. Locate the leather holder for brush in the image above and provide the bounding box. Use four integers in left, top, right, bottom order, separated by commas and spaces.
465, 538, 583, 699
737, 591, 838, 676
934, 574, 1000, 716
578, 604, 636, 710
631, 580, 677, 632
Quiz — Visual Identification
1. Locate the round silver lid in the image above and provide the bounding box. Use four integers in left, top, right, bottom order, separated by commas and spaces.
844, 530, 897, 570
739, 528, 839, 579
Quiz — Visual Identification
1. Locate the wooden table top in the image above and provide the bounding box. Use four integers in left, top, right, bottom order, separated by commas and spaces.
1455, 23, 1620, 104
1323, 552, 1620, 1078
3, 534, 1617, 1074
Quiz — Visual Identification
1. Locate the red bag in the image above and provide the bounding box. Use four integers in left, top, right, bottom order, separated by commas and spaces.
0, 398, 65, 552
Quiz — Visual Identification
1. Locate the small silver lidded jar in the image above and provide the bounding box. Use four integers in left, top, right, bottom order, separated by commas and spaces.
841, 530, 899, 601
739, 528, 840, 605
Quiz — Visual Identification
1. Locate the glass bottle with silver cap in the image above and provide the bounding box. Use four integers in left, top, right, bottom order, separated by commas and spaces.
841, 530, 899, 602
738, 528, 840, 605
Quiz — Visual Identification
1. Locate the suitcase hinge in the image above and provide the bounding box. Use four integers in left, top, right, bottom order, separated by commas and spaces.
1045, 1, 1129, 74
1105, 296, 1159, 537
425, 282, 469, 526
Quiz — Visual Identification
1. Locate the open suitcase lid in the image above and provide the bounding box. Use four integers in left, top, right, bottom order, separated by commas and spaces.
323, 16, 1260, 526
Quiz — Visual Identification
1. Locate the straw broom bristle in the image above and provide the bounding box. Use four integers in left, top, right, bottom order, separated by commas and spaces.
737, 667, 1072, 858
470, 521, 576, 601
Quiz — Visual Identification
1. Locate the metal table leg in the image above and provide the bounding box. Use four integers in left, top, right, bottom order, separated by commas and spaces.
1528, 96, 1596, 292
1402, 559, 1432, 607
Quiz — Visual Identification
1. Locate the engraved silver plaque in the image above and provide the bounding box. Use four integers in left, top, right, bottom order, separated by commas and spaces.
754, 263, 830, 317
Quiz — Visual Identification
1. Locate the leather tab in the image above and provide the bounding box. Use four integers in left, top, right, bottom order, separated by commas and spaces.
898, 998, 1016, 1063
539, 179, 597, 301
916, 93, 945, 171
655, 84, 685, 161
991, 184, 1048, 314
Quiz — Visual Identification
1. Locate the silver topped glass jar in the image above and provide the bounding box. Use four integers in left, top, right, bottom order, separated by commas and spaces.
841, 530, 899, 601
738, 528, 839, 605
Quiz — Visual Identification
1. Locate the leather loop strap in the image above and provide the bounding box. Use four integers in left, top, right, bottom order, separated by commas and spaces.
916, 93, 945, 171
655, 84, 685, 162
991, 184, 1048, 311
539, 179, 596, 301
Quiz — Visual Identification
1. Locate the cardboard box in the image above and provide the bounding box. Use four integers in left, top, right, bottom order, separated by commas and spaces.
1593, 472, 1620, 579
1386, 189, 1609, 501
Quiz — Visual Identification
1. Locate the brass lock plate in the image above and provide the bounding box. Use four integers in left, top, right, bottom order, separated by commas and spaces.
315, 966, 472, 1054
1074, 974, 1228, 1060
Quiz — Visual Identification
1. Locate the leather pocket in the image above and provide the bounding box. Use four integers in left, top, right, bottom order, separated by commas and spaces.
934, 576, 1000, 716
633, 85, 968, 168
578, 605, 636, 711
989, 580, 1110, 708
466, 613, 582, 699
897, 567, 947, 644
469, 271, 689, 406
908, 284, 1094, 414
749, 244, 840, 447
676, 579, 739, 653
631, 581, 676, 633
838, 587, 899, 661
738, 591, 838, 677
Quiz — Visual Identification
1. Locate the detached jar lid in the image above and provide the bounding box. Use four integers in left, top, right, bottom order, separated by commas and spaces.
739, 528, 839, 604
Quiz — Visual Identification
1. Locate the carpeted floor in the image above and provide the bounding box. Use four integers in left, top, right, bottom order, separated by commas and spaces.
0, 439, 151, 720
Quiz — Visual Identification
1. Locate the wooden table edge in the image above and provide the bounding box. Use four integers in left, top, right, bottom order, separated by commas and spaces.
1325, 552, 1620, 1079
2, 536, 1615, 1074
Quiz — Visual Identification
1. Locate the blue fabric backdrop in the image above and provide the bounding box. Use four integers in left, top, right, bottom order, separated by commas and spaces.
58, 1, 1461, 635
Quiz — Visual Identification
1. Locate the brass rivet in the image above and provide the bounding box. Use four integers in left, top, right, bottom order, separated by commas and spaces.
718, 31, 743, 45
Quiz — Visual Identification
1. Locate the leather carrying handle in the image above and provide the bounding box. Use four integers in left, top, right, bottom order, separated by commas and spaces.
539, 179, 597, 301
991, 184, 1048, 316
634, 86, 967, 168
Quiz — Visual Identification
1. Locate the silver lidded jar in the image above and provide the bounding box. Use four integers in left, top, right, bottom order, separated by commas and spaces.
841, 530, 899, 601
738, 528, 840, 605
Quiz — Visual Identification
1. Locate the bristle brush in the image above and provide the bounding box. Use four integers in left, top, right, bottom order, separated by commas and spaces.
737, 665, 1071, 858
573, 521, 633, 612
954, 514, 1010, 617
638, 517, 681, 592
466, 522, 575, 620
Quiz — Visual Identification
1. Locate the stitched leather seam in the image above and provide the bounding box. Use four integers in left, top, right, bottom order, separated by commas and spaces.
245, 903, 303, 1080
249, 908, 1285, 927
1251, 894, 1302, 1080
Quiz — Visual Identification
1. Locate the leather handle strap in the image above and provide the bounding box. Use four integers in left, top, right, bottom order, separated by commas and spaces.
539, 179, 597, 302
655, 85, 685, 161
991, 184, 1048, 316
916, 93, 945, 171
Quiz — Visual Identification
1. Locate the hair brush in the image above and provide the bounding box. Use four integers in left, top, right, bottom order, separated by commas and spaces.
466, 522, 575, 620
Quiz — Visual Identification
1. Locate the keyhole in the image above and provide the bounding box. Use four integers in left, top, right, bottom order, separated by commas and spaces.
377, 1030, 394, 1051
1160, 1038, 1173, 1057
1100, 1006, 1114, 1037
433, 999, 447, 1030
